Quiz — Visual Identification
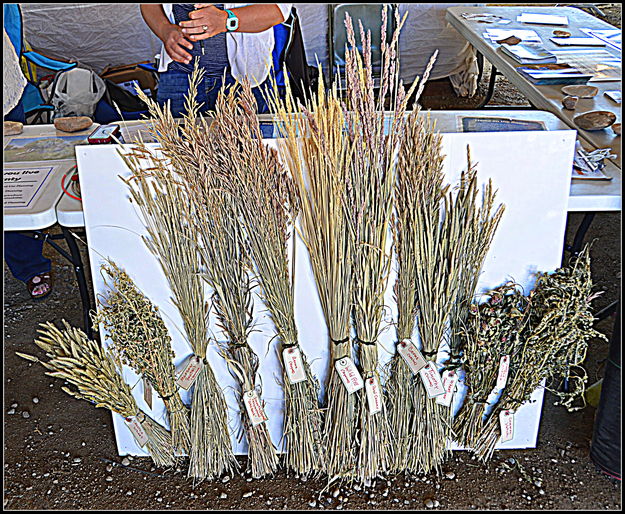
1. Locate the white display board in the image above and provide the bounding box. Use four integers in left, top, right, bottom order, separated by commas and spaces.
76, 129, 576, 457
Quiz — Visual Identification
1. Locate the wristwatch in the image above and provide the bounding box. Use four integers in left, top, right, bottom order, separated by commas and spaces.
224, 9, 239, 32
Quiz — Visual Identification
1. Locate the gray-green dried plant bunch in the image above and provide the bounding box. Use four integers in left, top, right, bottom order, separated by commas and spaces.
269, 69, 357, 479
342, 6, 438, 483
452, 282, 531, 450
119, 125, 237, 481
205, 81, 325, 477
17, 320, 175, 468
93, 260, 192, 456
134, 69, 278, 479
472, 246, 606, 461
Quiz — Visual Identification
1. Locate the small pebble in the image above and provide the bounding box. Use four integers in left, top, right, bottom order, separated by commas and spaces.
105, 476, 113, 482
242, 491, 254, 498
7, 409, 15, 415
32, 397, 39, 404
10, 403, 18, 409
425, 499, 434, 508
22, 411, 30, 419
72, 457, 81, 464
445, 471, 456, 480
220, 493, 227, 499
222, 476, 230, 483
308, 500, 317, 507
106, 464, 113, 472
332, 489, 340, 498
122, 457, 130, 466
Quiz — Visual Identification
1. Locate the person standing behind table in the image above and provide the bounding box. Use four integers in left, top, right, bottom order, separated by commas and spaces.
140, 3, 292, 116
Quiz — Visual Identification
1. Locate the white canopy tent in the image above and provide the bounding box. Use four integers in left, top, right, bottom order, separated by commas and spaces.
21, 3, 480, 96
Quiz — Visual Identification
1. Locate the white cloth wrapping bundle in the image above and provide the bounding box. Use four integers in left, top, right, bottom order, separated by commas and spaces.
3, 28, 27, 115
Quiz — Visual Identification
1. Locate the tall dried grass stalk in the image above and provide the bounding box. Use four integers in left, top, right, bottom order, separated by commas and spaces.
203, 82, 325, 477
119, 128, 236, 480
133, 68, 278, 478
342, 7, 438, 482
269, 71, 357, 479
17, 320, 175, 468
93, 260, 192, 456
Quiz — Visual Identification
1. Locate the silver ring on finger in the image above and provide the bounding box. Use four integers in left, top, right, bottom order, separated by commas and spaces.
202, 25, 208, 32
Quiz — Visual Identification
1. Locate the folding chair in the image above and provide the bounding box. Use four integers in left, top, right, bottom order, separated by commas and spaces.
4, 4, 77, 123
328, 3, 397, 88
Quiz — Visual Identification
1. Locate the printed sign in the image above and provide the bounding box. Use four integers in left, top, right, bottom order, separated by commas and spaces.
335, 357, 364, 394
418, 362, 445, 398
365, 376, 383, 415
3, 166, 56, 209
243, 390, 268, 426
436, 369, 459, 407
125, 416, 149, 447
282, 347, 307, 384
175, 355, 204, 390
397, 339, 428, 374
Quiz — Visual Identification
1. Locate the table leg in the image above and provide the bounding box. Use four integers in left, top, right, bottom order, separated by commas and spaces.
564, 212, 596, 258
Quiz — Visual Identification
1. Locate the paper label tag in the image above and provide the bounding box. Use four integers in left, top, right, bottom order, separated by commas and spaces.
335, 357, 364, 394
499, 410, 514, 442
436, 369, 459, 406
419, 362, 445, 398
243, 390, 268, 426
175, 355, 204, 390
143, 378, 153, 409
397, 339, 427, 375
365, 376, 383, 415
282, 347, 307, 384
125, 416, 149, 447
496, 355, 510, 390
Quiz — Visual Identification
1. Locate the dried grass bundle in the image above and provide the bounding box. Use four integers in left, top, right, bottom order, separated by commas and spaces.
342, 8, 437, 483
17, 320, 175, 468
472, 246, 605, 461
119, 137, 237, 480
203, 82, 325, 477
134, 69, 278, 478
93, 260, 192, 455
269, 72, 357, 479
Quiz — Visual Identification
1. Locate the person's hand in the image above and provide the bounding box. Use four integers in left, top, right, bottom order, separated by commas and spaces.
180, 4, 228, 40
161, 23, 194, 64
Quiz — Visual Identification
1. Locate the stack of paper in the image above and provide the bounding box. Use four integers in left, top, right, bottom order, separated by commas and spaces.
483, 29, 542, 44
517, 13, 569, 26
580, 28, 622, 51
501, 43, 557, 64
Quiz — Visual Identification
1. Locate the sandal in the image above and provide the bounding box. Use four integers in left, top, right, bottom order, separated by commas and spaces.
26, 272, 53, 300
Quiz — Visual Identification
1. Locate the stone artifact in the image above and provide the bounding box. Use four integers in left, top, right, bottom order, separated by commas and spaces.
561, 85, 599, 99
553, 30, 571, 38
612, 123, 621, 136
4, 120, 23, 135
562, 96, 579, 110
573, 111, 617, 131
496, 35, 522, 45
53, 116, 93, 133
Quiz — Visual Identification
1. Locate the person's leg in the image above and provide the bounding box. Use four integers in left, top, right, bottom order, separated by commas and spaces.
4, 232, 52, 297
156, 69, 192, 118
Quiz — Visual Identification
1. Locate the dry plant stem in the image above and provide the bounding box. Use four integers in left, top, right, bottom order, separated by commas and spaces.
17, 320, 175, 468
121, 111, 236, 480
136, 68, 278, 477
206, 83, 325, 476
269, 70, 357, 478
94, 261, 192, 455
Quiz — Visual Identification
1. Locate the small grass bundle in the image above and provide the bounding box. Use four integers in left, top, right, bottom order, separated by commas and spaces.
342, 7, 436, 483
205, 82, 325, 477
270, 71, 358, 479
93, 260, 192, 456
120, 136, 237, 481
17, 320, 175, 468
452, 282, 531, 449
139, 70, 278, 478
472, 246, 606, 461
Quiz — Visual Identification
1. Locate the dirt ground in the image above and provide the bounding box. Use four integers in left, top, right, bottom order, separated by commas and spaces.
3, 4, 622, 511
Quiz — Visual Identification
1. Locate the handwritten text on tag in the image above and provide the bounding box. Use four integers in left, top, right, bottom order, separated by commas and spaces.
176, 355, 204, 390
125, 416, 149, 447
335, 357, 364, 394
499, 410, 514, 442
436, 370, 459, 407
496, 355, 510, 390
419, 362, 445, 398
397, 339, 427, 374
243, 390, 268, 426
283, 347, 307, 384
365, 377, 383, 415
143, 378, 153, 410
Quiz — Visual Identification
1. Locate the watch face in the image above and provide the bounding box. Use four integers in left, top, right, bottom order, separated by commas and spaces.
226, 16, 238, 31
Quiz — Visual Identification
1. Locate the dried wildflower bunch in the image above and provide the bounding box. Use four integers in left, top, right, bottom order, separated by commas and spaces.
452, 282, 531, 449
342, 7, 438, 483
471, 246, 606, 461
269, 70, 357, 478
204, 81, 325, 477
119, 125, 237, 480
17, 320, 175, 468
93, 260, 192, 456
136, 69, 278, 479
